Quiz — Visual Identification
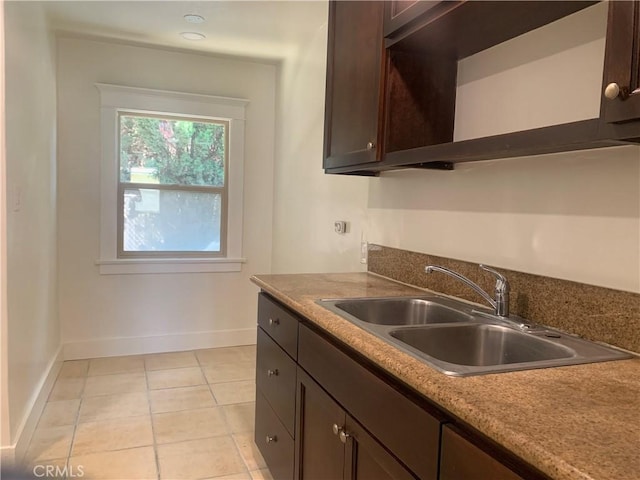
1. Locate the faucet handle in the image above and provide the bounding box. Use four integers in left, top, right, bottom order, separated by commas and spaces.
480, 265, 510, 317
479, 265, 509, 292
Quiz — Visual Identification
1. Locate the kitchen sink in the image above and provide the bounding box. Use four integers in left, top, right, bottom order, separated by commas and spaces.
317, 295, 633, 376
389, 324, 573, 366
332, 297, 473, 325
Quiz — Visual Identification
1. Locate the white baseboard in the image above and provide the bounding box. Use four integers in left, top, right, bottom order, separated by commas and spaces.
11, 345, 63, 466
63, 327, 257, 360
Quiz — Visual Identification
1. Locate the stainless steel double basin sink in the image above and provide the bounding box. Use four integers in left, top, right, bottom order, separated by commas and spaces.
317, 295, 633, 376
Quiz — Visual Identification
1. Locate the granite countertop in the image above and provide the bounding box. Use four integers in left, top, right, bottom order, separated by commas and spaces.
251, 272, 640, 480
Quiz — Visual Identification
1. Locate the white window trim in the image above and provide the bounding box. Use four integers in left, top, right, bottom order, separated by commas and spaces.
96, 83, 248, 274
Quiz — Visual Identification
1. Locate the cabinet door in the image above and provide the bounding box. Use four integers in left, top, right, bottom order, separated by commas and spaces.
295, 368, 346, 480
323, 1, 384, 170
298, 323, 441, 480
344, 416, 416, 480
384, 1, 444, 37
601, 1, 640, 125
295, 367, 416, 480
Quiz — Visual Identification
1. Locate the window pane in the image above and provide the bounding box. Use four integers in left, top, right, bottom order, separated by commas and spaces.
123, 188, 222, 253
119, 114, 225, 187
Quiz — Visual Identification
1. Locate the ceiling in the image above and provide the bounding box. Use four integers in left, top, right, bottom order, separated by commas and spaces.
43, 1, 328, 61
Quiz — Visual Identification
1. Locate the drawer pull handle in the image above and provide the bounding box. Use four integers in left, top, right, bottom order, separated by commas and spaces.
268, 318, 280, 326
266, 435, 278, 444
267, 369, 279, 377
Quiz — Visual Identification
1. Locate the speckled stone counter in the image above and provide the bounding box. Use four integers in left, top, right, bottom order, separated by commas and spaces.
251, 272, 640, 480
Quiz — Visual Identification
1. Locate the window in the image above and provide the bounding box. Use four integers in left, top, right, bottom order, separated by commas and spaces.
118, 113, 228, 257
97, 84, 247, 274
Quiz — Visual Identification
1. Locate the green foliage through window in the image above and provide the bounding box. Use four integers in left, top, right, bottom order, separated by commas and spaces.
119, 114, 226, 187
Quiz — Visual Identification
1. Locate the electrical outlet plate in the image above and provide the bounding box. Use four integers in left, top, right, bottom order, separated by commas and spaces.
360, 241, 368, 264
334, 221, 347, 234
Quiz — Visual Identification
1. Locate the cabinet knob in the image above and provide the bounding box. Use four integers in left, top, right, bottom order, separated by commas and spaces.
265, 435, 278, 444
339, 430, 350, 444
267, 368, 279, 377
268, 318, 279, 326
604, 82, 631, 100
332, 423, 342, 435
605, 82, 621, 100
366, 141, 375, 150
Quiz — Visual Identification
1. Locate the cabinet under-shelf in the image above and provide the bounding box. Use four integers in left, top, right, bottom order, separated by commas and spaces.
385, 1, 599, 55
325, 118, 630, 175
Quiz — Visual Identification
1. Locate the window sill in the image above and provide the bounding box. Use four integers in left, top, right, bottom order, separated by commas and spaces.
96, 258, 246, 275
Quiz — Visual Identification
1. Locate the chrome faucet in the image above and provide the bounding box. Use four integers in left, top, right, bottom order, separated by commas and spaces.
425, 264, 510, 317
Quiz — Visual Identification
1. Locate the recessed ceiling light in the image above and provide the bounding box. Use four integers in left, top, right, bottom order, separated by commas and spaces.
180, 32, 206, 41
184, 14, 205, 24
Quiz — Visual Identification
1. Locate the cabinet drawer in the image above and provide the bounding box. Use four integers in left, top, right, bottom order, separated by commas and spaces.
256, 327, 297, 436
255, 391, 294, 480
440, 425, 526, 480
258, 293, 299, 359
298, 323, 442, 480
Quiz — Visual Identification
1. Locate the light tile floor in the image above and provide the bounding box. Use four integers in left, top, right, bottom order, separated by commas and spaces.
20, 346, 274, 480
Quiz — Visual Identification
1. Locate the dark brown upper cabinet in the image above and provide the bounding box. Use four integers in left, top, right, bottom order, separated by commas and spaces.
600, 1, 640, 129
383, 1, 447, 37
324, 0, 640, 175
323, 1, 385, 171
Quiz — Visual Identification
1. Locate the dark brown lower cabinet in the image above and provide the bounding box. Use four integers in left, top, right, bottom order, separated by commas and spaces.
297, 323, 441, 480
295, 367, 345, 479
344, 418, 416, 480
440, 425, 527, 480
295, 367, 415, 480
255, 391, 295, 480
256, 328, 297, 435
255, 292, 550, 480
254, 294, 300, 480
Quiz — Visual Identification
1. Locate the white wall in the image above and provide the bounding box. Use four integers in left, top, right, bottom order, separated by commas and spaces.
271, 1, 369, 274
57, 37, 276, 358
367, 3, 640, 294
367, 147, 640, 293
3, 0, 60, 449
454, 2, 607, 140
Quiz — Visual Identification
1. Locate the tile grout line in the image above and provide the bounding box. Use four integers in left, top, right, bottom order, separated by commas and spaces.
144, 356, 162, 480
71, 358, 156, 474
199, 350, 252, 477
29, 361, 88, 477
196, 349, 222, 407
196, 349, 253, 478
65, 364, 88, 473
230, 433, 254, 477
